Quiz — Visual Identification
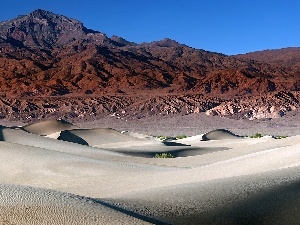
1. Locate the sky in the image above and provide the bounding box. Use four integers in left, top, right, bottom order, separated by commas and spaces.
0, 0, 299, 55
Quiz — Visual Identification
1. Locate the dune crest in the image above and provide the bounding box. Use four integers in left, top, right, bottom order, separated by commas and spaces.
202, 129, 242, 141
58, 128, 145, 146
22, 119, 78, 136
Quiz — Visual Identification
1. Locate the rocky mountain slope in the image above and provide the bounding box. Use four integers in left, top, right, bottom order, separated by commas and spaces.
236, 47, 300, 68
0, 9, 300, 122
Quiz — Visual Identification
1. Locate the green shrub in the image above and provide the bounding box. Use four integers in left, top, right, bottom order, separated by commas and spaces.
274, 135, 288, 139
154, 153, 175, 158
155, 135, 188, 140
156, 135, 168, 140
176, 135, 187, 139
250, 133, 263, 138
154, 135, 166, 140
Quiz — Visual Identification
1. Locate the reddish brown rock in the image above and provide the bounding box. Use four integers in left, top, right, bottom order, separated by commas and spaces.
0, 10, 300, 122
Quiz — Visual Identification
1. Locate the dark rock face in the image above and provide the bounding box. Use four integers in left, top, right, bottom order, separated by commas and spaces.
0, 9, 110, 48
0, 9, 300, 121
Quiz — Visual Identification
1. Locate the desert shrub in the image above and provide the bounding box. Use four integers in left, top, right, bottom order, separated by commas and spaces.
154, 153, 175, 158
154, 135, 166, 140
165, 136, 175, 140
250, 133, 263, 138
156, 135, 187, 140
176, 135, 187, 139
274, 135, 288, 139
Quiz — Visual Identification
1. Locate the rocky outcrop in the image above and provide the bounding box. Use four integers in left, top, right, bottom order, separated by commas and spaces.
206, 91, 300, 120
0, 92, 299, 122
0, 94, 221, 122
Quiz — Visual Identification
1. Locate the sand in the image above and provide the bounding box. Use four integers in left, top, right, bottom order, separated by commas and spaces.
22, 119, 78, 136
202, 129, 242, 140
1, 119, 300, 224
0, 184, 151, 225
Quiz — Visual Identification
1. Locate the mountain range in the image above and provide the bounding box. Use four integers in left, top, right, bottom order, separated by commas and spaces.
0, 9, 300, 122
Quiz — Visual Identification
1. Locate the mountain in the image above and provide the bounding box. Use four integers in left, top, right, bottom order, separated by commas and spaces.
0, 9, 300, 122
0, 9, 111, 48
236, 47, 300, 74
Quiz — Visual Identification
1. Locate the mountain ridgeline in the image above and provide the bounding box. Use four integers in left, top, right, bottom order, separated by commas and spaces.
0, 9, 300, 121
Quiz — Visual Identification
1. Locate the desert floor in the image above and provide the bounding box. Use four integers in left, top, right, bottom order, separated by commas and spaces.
1, 114, 300, 224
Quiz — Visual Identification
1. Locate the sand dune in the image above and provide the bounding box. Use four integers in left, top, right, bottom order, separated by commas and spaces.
0, 184, 151, 225
58, 128, 145, 146
1, 120, 300, 224
22, 119, 78, 136
202, 129, 242, 140
106, 166, 300, 224
0, 126, 124, 158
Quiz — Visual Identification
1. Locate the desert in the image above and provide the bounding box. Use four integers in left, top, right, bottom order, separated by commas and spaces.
1, 8, 300, 225
1, 118, 300, 224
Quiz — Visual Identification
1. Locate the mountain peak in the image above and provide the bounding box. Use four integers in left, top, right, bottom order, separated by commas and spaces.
0, 9, 107, 48
29, 9, 55, 18
110, 35, 136, 46
140, 38, 183, 48
156, 38, 182, 47
28, 9, 81, 25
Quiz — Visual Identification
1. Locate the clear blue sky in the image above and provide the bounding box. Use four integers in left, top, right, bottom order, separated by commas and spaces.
0, 0, 299, 55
